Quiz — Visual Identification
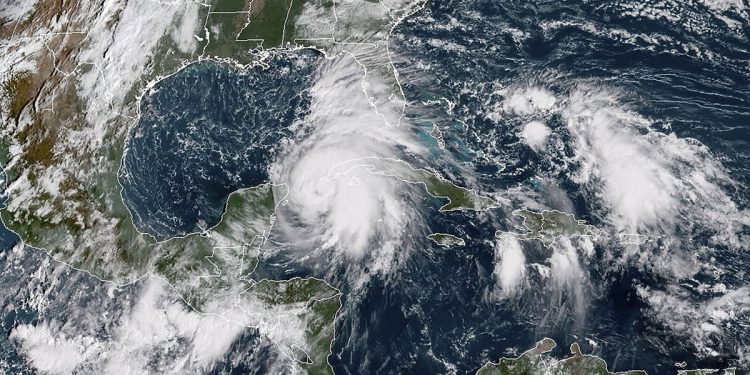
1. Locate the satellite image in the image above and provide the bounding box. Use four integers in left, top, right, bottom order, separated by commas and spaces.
0, 0, 749, 374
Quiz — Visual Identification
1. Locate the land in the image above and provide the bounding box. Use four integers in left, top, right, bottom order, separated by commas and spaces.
196, 0, 426, 125
428, 233, 465, 247
677, 370, 736, 375
477, 339, 735, 375
0, 0, 458, 372
0, 0, 365, 370
476, 338, 557, 375
546, 343, 647, 375
0, 0, 429, 279
425, 174, 497, 211
498, 209, 600, 247
1, 0, 743, 374
326, 156, 498, 212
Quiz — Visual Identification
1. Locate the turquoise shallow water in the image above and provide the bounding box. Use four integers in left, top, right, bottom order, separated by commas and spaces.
1, 0, 749, 373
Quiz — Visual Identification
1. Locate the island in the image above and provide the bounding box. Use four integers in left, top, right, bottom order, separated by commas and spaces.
497, 209, 600, 247
477, 339, 735, 375
1, 0, 431, 371
428, 233, 466, 247
325, 156, 498, 212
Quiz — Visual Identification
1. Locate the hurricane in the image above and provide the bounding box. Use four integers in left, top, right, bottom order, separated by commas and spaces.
1, 0, 750, 373
271, 53, 428, 281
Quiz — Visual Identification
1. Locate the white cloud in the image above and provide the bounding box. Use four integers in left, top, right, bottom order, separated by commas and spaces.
637, 285, 750, 358
502, 87, 557, 115
548, 238, 587, 316
170, 3, 202, 54
271, 54, 425, 275
562, 86, 748, 246
492, 235, 527, 298
10, 323, 97, 375
77, 0, 185, 129
11, 278, 248, 375
519, 120, 551, 151
0, 0, 37, 22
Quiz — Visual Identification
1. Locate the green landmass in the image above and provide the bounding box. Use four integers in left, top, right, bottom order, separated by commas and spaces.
427, 233, 465, 247
500, 209, 599, 247
143, 185, 340, 373
202, 11, 261, 61
2, 179, 341, 373
477, 338, 556, 375
326, 157, 497, 212
677, 369, 736, 375
381, 158, 497, 211
0, 136, 9, 166
0, 0, 421, 372
196, 0, 420, 124
424, 174, 496, 211
237, 0, 295, 48
477, 339, 643, 375
253, 278, 341, 375
547, 343, 647, 375
202, 0, 327, 55
212, 0, 247, 12
148, 185, 276, 301
0, 78, 339, 371
478, 340, 734, 375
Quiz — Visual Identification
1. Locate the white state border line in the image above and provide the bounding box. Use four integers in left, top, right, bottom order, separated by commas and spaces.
0, 179, 344, 372
1, 0, 432, 371
497, 208, 601, 249
322, 155, 500, 212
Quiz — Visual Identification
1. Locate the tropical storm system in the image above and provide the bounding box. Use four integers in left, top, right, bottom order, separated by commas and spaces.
0, 0, 749, 374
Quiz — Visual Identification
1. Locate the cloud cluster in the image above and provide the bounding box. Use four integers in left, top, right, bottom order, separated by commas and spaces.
489, 83, 749, 343
271, 54, 426, 277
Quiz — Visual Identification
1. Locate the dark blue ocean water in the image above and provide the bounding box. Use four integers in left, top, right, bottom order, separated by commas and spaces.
119, 51, 319, 240
117, 1, 750, 372
0, 172, 17, 250
0, 172, 142, 374
382, 0, 750, 373
1, 0, 749, 373
0, 172, 33, 374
